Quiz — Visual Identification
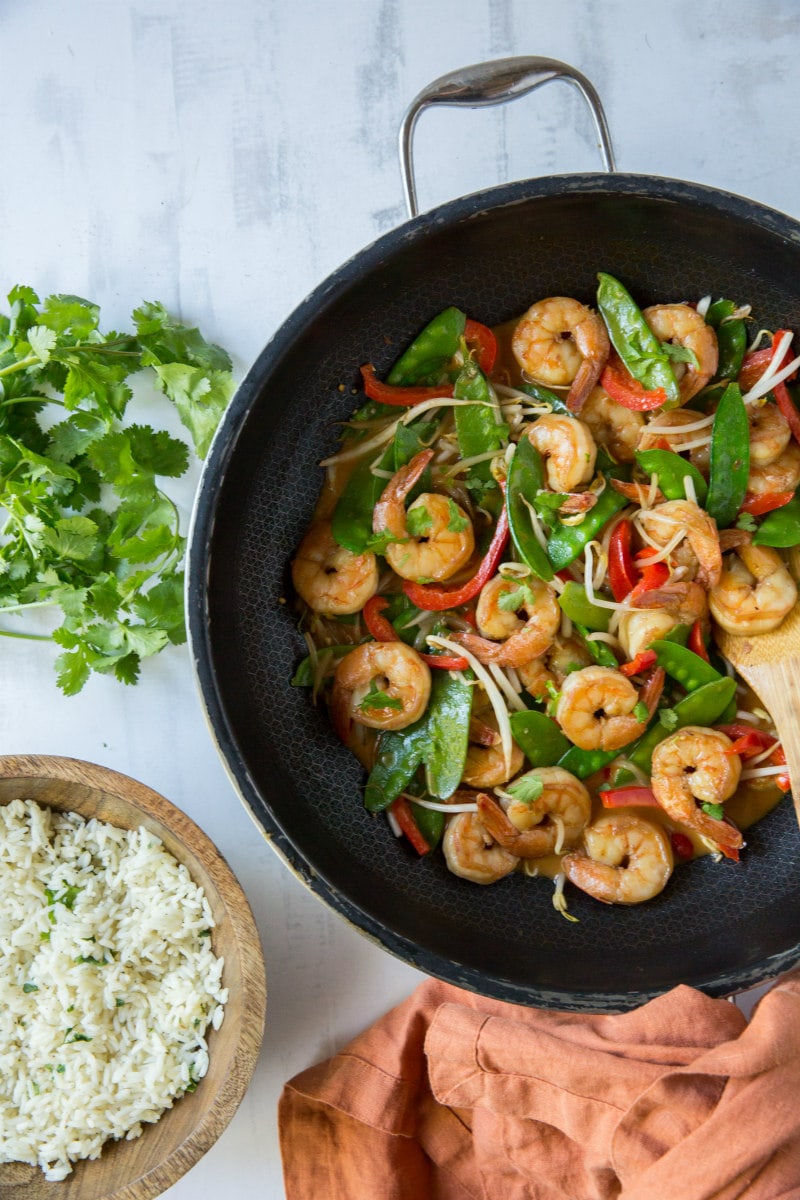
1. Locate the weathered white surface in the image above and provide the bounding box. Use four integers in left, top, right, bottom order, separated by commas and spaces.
1, 0, 797, 1194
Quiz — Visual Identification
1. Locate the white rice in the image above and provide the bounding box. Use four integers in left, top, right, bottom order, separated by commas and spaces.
0, 798, 228, 1181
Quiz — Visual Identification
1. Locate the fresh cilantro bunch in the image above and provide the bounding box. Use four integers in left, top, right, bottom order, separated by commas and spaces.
0, 285, 235, 694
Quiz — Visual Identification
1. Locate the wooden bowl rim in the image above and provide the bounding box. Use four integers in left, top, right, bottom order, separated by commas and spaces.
0, 753, 267, 1200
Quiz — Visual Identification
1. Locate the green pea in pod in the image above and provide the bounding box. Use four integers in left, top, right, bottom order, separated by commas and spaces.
505, 437, 554, 581
597, 272, 681, 405
387, 306, 466, 385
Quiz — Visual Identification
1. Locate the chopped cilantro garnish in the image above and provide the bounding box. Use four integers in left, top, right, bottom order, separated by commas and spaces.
658, 707, 680, 731
498, 581, 535, 613
446, 498, 468, 533
507, 774, 544, 806
359, 678, 403, 713
736, 511, 758, 532
633, 701, 650, 723
406, 504, 433, 538
22, 983, 39, 994
701, 801, 725, 820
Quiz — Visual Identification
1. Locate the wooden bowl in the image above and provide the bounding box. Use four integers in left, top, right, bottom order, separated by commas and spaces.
0, 754, 266, 1200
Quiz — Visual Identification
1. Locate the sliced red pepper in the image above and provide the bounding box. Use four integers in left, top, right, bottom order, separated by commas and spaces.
670, 832, 694, 861
739, 329, 796, 390
403, 506, 510, 612
608, 519, 638, 601
360, 363, 454, 407
688, 620, 710, 663
772, 381, 800, 446
717, 723, 789, 789
600, 354, 668, 411
363, 595, 398, 641
739, 490, 795, 516
464, 318, 497, 375
716, 722, 774, 744
724, 731, 773, 758
627, 560, 670, 604
363, 595, 468, 669
600, 785, 659, 807
390, 795, 431, 855
771, 745, 791, 792
619, 649, 658, 677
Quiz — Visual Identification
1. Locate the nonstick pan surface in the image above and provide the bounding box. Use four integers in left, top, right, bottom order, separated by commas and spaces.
188, 173, 800, 1010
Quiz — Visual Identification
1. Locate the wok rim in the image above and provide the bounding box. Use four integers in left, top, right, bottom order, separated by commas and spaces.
187, 170, 800, 1010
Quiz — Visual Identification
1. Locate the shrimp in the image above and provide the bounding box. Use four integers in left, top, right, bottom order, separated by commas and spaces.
638, 499, 722, 589
331, 641, 431, 734
555, 665, 664, 752
746, 441, 800, 497
452, 573, 560, 669
562, 814, 674, 905
748, 402, 792, 468
517, 634, 593, 700
709, 544, 797, 635
512, 297, 610, 412
642, 304, 718, 405
526, 413, 597, 492
580, 385, 644, 463
442, 810, 519, 885
618, 581, 708, 661
292, 519, 378, 616
372, 449, 475, 582
475, 768, 591, 858
650, 727, 743, 852
461, 713, 525, 787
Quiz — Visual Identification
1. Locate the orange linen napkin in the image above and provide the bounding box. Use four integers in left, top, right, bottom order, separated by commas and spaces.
279, 971, 800, 1199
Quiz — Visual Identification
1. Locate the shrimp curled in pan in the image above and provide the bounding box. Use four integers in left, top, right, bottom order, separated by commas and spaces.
555, 665, 664, 752
331, 641, 431, 735
512, 296, 610, 412
442, 810, 519, 885
709, 544, 797, 636
650, 726, 743, 852
526, 413, 598, 492
291, 519, 378, 616
562, 813, 674, 905
637, 499, 722, 589
452, 574, 561, 669
475, 768, 591, 859
372, 449, 475, 582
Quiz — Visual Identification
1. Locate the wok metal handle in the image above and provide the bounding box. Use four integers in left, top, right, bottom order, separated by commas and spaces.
399, 56, 616, 218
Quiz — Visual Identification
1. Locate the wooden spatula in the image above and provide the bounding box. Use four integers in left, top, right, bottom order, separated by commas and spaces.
715, 606, 800, 825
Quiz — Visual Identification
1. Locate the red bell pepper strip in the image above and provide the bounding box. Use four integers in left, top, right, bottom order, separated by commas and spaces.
773, 381, 800, 446
670, 832, 694, 861
464, 319, 497, 375
771, 745, 791, 792
363, 596, 468, 669
403, 507, 510, 612
739, 329, 797, 390
390, 795, 431, 855
363, 595, 398, 641
627, 560, 670, 604
600, 354, 669, 411
619, 649, 658, 677
360, 363, 454, 407
600, 785, 660, 807
739, 490, 795, 516
608, 519, 638, 601
717, 723, 789, 790
688, 620, 710, 663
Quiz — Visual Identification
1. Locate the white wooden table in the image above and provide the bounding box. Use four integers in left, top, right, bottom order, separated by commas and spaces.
2, 2, 797, 1194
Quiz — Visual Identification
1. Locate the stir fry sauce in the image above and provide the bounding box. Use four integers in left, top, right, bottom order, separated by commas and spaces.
290, 278, 799, 910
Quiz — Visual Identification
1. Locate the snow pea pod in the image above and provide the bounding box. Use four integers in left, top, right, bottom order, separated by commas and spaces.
557, 743, 620, 780
424, 669, 472, 799
557, 581, 611, 632
753, 497, 800, 548
634, 449, 708, 505
546, 485, 628, 570
505, 437, 554, 581
650, 640, 723, 692
453, 361, 506, 503
706, 299, 747, 382
409, 799, 445, 849
596, 272, 680, 406
574, 623, 619, 667
387, 306, 466, 385
364, 717, 428, 813
331, 452, 391, 553
628, 676, 737, 774
705, 382, 749, 528
509, 711, 570, 766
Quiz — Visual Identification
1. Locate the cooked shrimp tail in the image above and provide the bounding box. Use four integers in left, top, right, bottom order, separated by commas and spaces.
562, 813, 673, 904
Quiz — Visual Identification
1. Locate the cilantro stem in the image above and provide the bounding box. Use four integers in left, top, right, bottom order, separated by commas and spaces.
0, 355, 38, 378
0, 626, 53, 641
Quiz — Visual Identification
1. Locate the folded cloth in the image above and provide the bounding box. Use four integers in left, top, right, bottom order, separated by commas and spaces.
279, 971, 800, 1200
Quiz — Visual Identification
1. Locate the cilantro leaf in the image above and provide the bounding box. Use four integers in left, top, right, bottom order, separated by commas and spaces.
406, 503, 433, 538
658, 707, 680, 731
497, 581, 535, 613
633, 701, 650, 723
359, 679, 403, 713
736, 511, 758, 532
507, 774, 544, 806
151, 364, 234, 458
446, 498, 468, 533
701, 801, 725, 820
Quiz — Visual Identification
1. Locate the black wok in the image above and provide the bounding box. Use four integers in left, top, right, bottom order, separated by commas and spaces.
187, 60, 800, 1010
